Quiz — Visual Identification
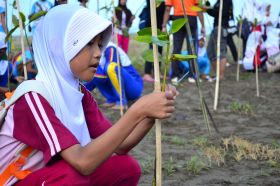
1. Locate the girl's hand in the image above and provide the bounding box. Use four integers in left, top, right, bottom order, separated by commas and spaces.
131, 85, 179, 119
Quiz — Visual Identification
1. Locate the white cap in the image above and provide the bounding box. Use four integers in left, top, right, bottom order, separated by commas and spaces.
198, 35, 205, 41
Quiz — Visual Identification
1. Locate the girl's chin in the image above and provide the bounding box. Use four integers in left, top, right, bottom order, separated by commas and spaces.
80, 75, 95, 82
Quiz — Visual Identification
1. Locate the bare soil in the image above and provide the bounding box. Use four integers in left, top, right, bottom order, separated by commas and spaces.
95, 63, 280, 186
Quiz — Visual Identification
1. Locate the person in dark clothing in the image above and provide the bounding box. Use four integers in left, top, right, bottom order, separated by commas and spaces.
206, 0, 233, 80
162, 0, 205, 85
78, 0, 88, 7
54, 0, 67, 6
114, 0, 135, 53
227, 34, 238, 63
227, 9, 238, 63
142, 1, 165, 82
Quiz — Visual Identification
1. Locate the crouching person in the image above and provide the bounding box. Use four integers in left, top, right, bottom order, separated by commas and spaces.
0, 5, 178, 186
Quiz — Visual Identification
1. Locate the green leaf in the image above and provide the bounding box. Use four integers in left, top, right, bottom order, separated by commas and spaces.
156, 0, 164, 7
141, 49, 163, 62
99, 6, 109, 11
134, 35, 152, 43
141, 49, 154, 62
12, 15, 18, 26
191, 6, 203, 12
12, 0, 17, 9
170, 18, 187, 34
122, 28, 129, 37
137, 27, 152, 36
19, 12, 26, 27
158, 34, 169, 41
137, 27, 166, 37
5, 25, 19, 43
29, 11, 47, 23
171, 54, 197, 61
115, 7, 122, 11
152, 36, 169, 47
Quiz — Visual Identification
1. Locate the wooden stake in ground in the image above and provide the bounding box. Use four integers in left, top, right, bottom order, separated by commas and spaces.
254, 26, 260, 97
112, 0, 124, 116
213, 0, 223, 110
16, 0, 27, 80
236, 14, 243, 82
149, 0, 162, 185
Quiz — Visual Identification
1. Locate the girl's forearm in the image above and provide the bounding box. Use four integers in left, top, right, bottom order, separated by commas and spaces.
61, 107, 145, 175
115, 118, 155, 154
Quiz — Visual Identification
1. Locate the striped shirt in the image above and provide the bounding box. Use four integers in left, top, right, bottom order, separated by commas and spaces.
0, 86, 112, 185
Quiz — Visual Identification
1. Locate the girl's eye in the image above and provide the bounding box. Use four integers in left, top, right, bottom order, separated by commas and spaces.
98, 43, 103, 49
87, 41, 94, 46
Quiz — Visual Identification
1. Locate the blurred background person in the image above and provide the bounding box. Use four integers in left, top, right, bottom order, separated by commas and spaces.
114, 0, 135, 53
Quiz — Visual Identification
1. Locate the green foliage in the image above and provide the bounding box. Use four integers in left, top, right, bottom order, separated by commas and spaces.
141, 49, 163, 62
161, 135, 169, 142
12, 15, 19, 26
139, 160, 153, 174
135, 35, 153, 44
5, 26, 18, 43
29, 11, 47, 23
141, 49, 154, 62
185, 156, 208, 175
192, 136, 209, 148
155, 0, 165, 8
137, 27, 153, 36
170, 136, 185, 146
6, 10, 47, 43
170, 18, 187, 34
229, 102, 253, 115
151, 36, 169, 47
267, 160, 280, 168
19, 12, 26, 25
171, 54, 197, 61
121, 28, 129, 37
136, 15, 196, 88
12, 0, 16, 9
271, 139, 280, 149
99, 6, 110, 12
236, 15, 242, 24
137, 27, 163, 36
164, 157, 176, 176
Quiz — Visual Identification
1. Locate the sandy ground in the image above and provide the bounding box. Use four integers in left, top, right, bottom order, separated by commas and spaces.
94, 63, 280, 186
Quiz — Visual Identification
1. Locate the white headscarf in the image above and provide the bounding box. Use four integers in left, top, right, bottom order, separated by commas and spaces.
32, 5, 112, 146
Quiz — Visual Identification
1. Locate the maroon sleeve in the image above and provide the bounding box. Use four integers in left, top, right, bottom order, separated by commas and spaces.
81, 86, 112, 138
12, 92, 79, 163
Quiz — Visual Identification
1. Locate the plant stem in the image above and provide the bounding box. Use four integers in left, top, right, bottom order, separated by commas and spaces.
161, 43, 170, 91
180, 0, 212, 134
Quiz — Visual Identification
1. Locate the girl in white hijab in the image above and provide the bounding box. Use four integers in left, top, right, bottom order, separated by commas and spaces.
0, 4, 178, 186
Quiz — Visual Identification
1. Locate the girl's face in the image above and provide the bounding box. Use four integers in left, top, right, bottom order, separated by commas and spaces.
70, 34, 103, 82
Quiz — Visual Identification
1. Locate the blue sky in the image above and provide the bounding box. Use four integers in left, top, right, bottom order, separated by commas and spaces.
6, 0, 280, 35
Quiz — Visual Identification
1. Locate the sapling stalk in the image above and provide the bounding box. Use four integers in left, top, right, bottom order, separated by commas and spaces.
180, 0, 214, 133
212, 0, 223, 111
161, 42, 170, 91
236, 15, 243, 82
15, 0, 27, 80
